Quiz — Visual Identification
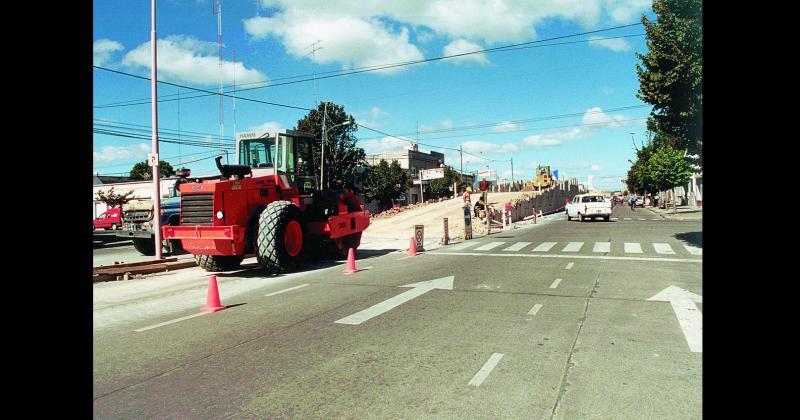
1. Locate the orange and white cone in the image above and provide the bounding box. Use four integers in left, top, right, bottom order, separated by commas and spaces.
202, 275, 225, 313
407, 237, 418, 256
343, 247, 359, 274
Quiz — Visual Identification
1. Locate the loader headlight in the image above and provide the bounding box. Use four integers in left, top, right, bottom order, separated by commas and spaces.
216, 211, 224, 220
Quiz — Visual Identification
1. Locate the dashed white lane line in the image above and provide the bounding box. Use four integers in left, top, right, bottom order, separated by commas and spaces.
565, 262, 574, 270
550, 278, 562, 288
592, 242, 611, 253
653, 243, 676, 255
468, 353, 504, 387
532, 242, 557, 252
684, 244, 702, 256
503, 241, 532, 251
562, 242, 584, 252
624, 242, 643, 254
475, 242, 506, 251
638, 218, 646, 221
134, 312, 208, 333
265, 283, 309, 297
527, 303, 543, 316
624, 218, 632, 220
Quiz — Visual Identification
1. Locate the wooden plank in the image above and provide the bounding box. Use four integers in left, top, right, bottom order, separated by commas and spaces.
93, 258, 177, 271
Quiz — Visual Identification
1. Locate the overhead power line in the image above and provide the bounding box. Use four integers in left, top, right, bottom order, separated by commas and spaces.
92, 66, 312, 111
358, 105, 650, 140
93, 23, 644, 109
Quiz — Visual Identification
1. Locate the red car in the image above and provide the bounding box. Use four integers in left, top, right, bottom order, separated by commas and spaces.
93, 208, 122, 231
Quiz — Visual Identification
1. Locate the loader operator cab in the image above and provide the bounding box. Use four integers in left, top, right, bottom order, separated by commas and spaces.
236, 130, 317, 195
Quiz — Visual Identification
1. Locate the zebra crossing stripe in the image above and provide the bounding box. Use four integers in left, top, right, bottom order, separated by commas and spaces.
475, 242, 506, 251
653, 243, 675, 254
624, 242, 643, 253
562, 242, 584, 252
593, 242, 611, 253
449, 241, 478, 250
683, 244, 702, 256
550, 278, 562, 288
532, 242, 557, 252
624, 218, 632, 220
528, 304, 543, 316
503, 241, 531, 251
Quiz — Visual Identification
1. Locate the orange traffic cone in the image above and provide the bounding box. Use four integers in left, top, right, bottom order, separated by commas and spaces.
202, 275, 225, 313
343, 247, 359, 274
407, 237, 418, 256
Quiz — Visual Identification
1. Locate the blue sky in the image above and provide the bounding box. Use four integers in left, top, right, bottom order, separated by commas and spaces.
93, 0, 655, 191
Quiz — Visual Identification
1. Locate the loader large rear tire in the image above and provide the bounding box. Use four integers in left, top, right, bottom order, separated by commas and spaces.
194, 254, 244, 272
256, 201, 305, 274
132, 238, 156, 256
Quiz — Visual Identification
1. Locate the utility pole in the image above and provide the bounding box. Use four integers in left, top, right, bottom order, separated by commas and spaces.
321, 102, 327, 189
150, 0, 163, 260
510, 157, 514, 191
232, 48, 236, 155
214, 0, 225, 162
459, 145, 463, 189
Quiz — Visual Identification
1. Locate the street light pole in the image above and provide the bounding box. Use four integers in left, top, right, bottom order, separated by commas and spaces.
150, 0, 163, 260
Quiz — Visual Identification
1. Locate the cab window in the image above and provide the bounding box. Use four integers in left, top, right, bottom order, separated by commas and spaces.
239, 140, 275, 168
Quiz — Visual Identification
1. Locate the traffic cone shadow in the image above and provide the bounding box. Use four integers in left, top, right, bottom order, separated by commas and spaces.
202, 275, 226, 313
343, 247, 360, 275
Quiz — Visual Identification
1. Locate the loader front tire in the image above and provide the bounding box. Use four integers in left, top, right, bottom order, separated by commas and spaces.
256, 201, 305, 274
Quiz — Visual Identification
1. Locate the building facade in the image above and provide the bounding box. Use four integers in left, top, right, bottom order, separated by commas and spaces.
365, 146, 446, 204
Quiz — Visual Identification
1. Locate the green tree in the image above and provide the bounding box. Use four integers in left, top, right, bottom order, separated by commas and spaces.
95, 187, 134, 208
636, 0, 703, 164
363, 160, 411, 210
129, 160, 175, 180
647, 145, 693, 214
296, 102, 365, 190
427, 166, 463, 199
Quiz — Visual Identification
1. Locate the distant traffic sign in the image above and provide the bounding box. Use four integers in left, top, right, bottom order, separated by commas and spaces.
420, 168, 445, 181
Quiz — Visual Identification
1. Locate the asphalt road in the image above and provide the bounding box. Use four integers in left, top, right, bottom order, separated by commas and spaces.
93, 203, 702, 418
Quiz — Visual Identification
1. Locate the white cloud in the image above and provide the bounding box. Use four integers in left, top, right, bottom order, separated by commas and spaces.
93, 39, 124, 66
247, 121, 284, 134
370, 107, 389, 119
602, 0, 652, 23
244, 13, 423, 74
443, 39, 489, 65
461, 140, 518, 154
93, 143, 150, 163
357, 107, 390, 129
359, 136, 414, 155
246, 1, 651, 69
440, 119, 453, 129
523, 107, 630, 147
588, 36, 631, 52
564, 162, 603, 171
122, 35, 267, 86
491, 121, 519, 133
581, 107, 627, 128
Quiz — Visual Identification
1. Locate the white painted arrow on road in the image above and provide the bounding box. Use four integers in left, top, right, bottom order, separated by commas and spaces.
335, 276, 454, 325
648, 286, 703, 353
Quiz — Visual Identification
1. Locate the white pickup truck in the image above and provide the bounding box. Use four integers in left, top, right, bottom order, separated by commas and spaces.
566, 194, 612, 222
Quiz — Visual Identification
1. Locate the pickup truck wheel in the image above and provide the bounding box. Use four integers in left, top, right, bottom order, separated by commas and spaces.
566, 210, 571, 221
132, 238, 156, 256
111, 223, 118, 230
578, 213, 584, 222
256, 201, 305, 274
195, 254, 244, 272
604, 215, 610, 222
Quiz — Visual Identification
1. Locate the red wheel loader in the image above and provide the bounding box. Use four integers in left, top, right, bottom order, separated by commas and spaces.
161, 129, 370, 273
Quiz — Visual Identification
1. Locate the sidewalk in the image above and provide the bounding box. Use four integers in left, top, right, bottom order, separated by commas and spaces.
644, 204, 703, 221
